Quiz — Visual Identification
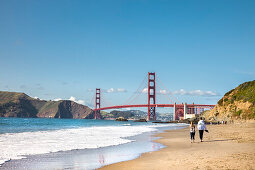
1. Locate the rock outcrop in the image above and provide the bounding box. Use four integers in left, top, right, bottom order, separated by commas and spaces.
134, 119, 147, 122
0, 91, 93, 119
116, 117, 128, 121
203, 80, 255, 121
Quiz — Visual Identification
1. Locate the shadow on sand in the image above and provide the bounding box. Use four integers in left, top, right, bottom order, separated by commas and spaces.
203, 139, 236, 142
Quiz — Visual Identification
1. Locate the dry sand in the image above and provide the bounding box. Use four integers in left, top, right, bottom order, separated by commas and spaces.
101, 122, 255, 170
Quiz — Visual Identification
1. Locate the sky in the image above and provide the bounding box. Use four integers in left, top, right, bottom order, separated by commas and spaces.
0, 0, 254, 112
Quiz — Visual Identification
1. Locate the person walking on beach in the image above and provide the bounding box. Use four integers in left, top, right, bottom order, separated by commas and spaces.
190, 121, 195, 143
197, 117, 208, 142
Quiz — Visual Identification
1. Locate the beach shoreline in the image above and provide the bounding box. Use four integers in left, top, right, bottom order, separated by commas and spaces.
0, 131, 164, 170
101, 122, 255, 170
0, 119, 187, 170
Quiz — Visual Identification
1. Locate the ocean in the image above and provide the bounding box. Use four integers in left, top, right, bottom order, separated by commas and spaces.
0, 118, 186, 169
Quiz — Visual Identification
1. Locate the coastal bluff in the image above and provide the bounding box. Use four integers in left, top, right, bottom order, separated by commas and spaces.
0, 91, 93, 119
204, 80, 255, 121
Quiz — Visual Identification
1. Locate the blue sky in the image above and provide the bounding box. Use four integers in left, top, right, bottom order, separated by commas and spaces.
0, 0, 254, 111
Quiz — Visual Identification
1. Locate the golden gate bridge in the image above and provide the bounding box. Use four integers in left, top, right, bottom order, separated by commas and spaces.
93, 72, 215, 121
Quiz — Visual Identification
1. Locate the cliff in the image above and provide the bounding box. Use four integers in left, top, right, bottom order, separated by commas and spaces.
0, 91, 93, 119
203, 80, 255, 121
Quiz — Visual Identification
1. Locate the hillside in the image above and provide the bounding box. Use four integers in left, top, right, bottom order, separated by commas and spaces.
101, 110, 145, 119
204, 80, 255, 121
0, 91, 93, 119
101, 110, 173, 121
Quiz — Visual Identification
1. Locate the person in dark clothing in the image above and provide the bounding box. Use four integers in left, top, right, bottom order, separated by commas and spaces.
199, 130, 204, 142
190, 121, 195, 143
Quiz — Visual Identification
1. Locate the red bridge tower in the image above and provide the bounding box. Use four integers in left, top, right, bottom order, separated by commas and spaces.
95, 88, 101, 119
148, 72, 156, 121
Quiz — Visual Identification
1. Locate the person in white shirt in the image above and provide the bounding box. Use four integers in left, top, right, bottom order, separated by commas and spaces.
197, 117, 208, 142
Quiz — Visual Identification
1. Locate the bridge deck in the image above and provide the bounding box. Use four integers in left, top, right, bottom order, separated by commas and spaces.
95, 104, 215, 111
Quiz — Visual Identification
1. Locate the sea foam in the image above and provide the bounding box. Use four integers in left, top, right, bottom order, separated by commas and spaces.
0, 123, 182, 166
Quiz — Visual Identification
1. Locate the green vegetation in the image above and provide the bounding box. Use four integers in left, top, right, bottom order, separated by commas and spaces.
248, 108, 255, 119
233, 110, 242, 117
224, 89, 235, 97
100, 110, 173, 121
217, 98, 223, 106
100, 111, 114, 119
38, 101, 60, 113
218, 80, 255, 106
224, 98, 228, 102
233, 80, 255, 104
0, 91, 32, 103
214, 80, 255, 120
100, 110, 147, 120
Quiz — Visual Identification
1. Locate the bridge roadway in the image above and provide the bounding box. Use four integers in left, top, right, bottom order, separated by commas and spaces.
94, 104, 215, 111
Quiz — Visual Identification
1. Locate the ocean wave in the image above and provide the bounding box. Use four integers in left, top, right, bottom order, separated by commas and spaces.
0, 123, 185, 166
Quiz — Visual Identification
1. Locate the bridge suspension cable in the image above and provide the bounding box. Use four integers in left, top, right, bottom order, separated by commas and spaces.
101, 92, 114, 108
93, 72, 215, 121
126, 83, 147, 105
155, 74, 181, 104
155, 82, 175, 104
120, 74, 148, 105
89, 92, 95, 108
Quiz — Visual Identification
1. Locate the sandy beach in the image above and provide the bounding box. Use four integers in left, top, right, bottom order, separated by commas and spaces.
101, 122, 255, 170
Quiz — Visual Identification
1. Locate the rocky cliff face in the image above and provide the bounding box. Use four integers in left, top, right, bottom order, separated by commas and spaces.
56, 100, 93, 119
0, 91, 93, 119
203, 80, 255, 121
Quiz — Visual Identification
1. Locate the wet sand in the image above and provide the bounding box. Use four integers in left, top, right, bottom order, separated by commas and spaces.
101, 122, 255, 170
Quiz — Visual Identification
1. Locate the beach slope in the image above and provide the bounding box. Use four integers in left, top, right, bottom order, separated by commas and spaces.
101, 123, 255, 170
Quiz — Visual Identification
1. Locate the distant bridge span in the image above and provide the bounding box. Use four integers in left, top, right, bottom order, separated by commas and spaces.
94, 72, 215, 120
96, 104, 215, 111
